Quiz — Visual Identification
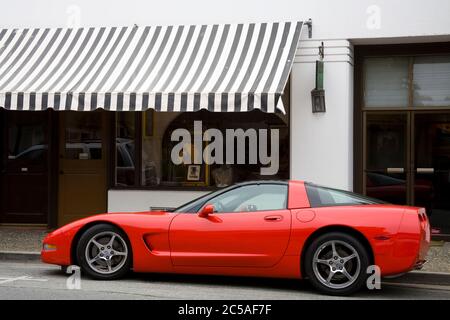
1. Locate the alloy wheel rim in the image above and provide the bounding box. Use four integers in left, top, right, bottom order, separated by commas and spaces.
312, 240, 361, 289
85, 231, 128, 275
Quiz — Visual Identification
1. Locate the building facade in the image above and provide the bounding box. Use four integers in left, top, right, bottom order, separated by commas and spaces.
1, 0, 450, 237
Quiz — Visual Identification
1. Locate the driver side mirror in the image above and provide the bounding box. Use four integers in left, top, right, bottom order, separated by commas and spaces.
198, 204, 215, 218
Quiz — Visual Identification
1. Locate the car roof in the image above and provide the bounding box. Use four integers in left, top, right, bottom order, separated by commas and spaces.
233, 180, 303, 187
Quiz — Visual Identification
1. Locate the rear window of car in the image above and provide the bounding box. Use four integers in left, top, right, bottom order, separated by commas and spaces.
305, 183, 385, 207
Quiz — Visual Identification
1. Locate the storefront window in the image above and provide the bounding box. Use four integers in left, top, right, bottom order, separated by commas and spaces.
363, 57, 410, 107
363, 54, 450, 108
413, 55, 450, 107
113, 106, 290, 189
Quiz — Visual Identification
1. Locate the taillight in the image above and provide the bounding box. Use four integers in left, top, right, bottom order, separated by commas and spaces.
417, 208, 427, 222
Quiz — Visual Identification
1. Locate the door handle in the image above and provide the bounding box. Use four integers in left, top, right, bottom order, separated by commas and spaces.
386, 167, 404, 174
264, 215, 283, 221
417, 168, 434, 174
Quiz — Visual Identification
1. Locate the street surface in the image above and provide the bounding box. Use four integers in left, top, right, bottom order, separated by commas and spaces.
0, 261, 450, 300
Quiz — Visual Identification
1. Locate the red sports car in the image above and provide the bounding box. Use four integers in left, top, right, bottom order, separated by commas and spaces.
41, 180, 430, 295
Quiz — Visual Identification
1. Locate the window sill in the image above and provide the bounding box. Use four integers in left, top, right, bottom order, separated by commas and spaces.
108, 185, 220, 192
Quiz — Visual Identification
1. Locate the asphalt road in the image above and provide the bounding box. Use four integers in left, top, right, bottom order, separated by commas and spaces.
0, 260, 450, 300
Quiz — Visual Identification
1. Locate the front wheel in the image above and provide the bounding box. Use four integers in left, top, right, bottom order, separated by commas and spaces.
304, 232, 370, 295
76, 224, 132, 280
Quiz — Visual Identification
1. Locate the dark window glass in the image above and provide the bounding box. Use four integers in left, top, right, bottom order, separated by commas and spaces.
305, 183, 384, 207
116, 112, 136, 187
8, 119, 47, 165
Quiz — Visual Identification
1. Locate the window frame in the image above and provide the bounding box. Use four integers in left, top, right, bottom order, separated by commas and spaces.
173, 181, 289, 213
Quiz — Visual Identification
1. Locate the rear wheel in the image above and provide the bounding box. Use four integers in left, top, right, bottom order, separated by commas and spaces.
76, 224, 131, 280
304, 232, 370, 295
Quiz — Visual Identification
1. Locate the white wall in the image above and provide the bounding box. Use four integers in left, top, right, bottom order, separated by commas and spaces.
290, 39, 354, 190
108, 190, 208, 212
1, 0, 449, 41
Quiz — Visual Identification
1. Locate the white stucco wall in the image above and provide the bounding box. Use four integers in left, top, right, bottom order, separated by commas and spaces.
1, 0, 450, 41
290, 39, 354, 190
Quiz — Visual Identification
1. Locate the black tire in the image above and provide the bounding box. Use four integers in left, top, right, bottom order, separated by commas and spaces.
76, 224, 132, 280
304, 232, 370, 296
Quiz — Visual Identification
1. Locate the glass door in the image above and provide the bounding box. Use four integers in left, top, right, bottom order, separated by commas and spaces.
413, 112, 450, 234
364, 113, 410, 205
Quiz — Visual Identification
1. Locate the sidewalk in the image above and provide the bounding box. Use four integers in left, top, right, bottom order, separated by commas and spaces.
0, 226, 48, 256
0, 226, 449, 280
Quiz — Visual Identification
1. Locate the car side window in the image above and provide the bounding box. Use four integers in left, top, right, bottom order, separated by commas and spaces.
305, 183, 383, 207
207, 184, 288, 213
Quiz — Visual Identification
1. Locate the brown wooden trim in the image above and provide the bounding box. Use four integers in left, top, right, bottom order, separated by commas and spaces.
406, 111, 412, 204
354, 42, 450, 57
108, 111, 116, 189
135, 112, 143, 186
0, 109, 4, 224
48, 110, 59, 228
353, 50, 364, 193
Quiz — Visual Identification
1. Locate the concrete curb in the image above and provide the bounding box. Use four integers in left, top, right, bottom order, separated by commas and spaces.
383, 270, 450, 286
0, 251, 41, 262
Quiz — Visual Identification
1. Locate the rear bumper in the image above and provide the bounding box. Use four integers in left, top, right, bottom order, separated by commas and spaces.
377, 208, 430, 276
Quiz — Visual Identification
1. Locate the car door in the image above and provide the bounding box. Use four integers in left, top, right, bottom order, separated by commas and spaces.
169, 183, 291, 267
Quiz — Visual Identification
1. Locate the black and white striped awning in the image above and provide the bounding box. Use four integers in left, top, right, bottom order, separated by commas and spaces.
0, 22, 302, 113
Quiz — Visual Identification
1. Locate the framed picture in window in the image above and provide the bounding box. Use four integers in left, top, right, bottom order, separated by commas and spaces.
143, 110, 154, 137
187, 165, 201, 181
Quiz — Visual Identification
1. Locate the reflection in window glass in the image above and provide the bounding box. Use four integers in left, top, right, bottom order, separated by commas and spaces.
306, 184, 383, 207
208, 184, 288, 212
413, 56, 450, 107
363, 57, 409, 107
116, 113, 136, 186
64, 112, 102, 160
8, 123, 46, 164
366, 114, 406, 170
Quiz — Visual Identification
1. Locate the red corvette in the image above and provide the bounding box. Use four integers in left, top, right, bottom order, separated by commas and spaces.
41, 180, 430, 295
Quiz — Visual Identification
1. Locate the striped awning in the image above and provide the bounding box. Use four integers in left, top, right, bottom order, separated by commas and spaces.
0, 22, 302, 113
